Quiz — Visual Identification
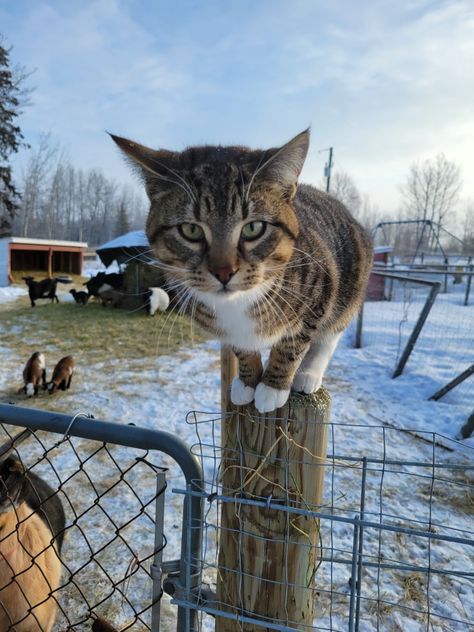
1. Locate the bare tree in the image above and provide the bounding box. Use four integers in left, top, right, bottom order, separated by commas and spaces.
330, 170, 361, 218
400, 154, 462, 249
14, 133, 59, 236
460, 201, 474, 254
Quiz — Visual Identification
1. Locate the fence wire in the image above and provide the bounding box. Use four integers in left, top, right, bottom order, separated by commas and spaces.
184, 410, 474, 632
352, 271, 473, 411
0, 422, 165, 632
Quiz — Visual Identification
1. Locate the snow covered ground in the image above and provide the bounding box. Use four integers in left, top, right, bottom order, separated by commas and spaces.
0, 283, 472, 631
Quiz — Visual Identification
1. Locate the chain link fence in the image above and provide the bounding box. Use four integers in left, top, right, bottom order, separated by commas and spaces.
0, 404, 204, 632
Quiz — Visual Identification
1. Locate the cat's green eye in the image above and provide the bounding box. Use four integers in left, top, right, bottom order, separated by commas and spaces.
179, 223, 205, 242
241, 221, 266, 241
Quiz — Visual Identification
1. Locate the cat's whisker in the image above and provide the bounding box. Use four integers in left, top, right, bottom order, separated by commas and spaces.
259, 287, 297, 350
153, 284, 189, 353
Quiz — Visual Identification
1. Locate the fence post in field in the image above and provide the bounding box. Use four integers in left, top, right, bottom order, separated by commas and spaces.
216, 346, 331, 631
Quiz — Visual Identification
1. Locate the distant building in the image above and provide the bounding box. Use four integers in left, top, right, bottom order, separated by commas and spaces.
0, 236, 88, 286
367, 246, 393, 301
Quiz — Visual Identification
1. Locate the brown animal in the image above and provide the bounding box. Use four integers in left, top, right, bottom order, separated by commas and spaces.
0, 451, 65, 631
22, 352, 46, 397
99, 288, 123, 308
47, 356, 75, 394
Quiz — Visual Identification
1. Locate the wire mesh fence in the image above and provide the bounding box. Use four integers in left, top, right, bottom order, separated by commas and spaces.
1, 398, 473, 632
352, 271, 473, 410
185, 408, 474, 632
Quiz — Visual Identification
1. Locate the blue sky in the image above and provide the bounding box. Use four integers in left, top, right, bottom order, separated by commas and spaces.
2, 0, 473, 215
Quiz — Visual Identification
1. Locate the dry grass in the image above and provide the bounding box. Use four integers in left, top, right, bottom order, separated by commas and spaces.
400, 572, 426, 603
0, 294, 204, 363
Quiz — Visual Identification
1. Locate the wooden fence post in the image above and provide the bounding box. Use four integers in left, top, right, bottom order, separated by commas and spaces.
216, 347, 330, 631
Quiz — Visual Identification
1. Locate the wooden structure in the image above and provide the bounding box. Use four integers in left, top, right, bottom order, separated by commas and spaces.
216, 348, 330, 630
0, 236, 87, 285
366, 246, 392, 301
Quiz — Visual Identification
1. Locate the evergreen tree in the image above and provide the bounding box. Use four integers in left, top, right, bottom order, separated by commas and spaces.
0, 41, 26, 235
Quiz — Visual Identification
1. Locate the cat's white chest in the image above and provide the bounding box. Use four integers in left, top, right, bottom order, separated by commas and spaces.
196, 289, 280, 351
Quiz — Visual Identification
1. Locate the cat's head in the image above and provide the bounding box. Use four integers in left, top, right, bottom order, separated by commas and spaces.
111, 130, 309, 299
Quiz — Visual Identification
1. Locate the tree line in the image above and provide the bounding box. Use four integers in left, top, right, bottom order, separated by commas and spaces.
12, 133, 147, 246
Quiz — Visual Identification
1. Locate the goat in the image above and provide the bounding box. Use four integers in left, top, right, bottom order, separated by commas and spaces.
144, 287, 170, 316
100, 288, 124, 308
22, 352, 46, 397
70, 289, 90, 305
22, 276, 71, 308
84, 272, 124, 298
0, 432, 65, 632
47, 356, 75, 394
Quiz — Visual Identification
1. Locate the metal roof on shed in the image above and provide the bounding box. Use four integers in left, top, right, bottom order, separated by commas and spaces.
9, 237, 88, 248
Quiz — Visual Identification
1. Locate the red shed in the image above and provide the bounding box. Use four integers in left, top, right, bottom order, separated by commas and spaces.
367, 246, 392, 301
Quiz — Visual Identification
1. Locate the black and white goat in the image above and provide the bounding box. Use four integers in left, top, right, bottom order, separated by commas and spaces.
69, 289, 90, 305
144, 287, 170, 316
22, 351, 46, 397
47, 356, 75, 394
22, 276, 71, 308
84, 272, 124, 298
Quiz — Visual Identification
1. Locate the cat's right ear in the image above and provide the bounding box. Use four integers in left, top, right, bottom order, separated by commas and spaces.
109, 133, 178, 184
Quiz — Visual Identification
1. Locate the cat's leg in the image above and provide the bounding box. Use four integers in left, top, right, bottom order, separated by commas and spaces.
292, 330, 343, 394
230, 350, 263, 406
254, 335, 310, 413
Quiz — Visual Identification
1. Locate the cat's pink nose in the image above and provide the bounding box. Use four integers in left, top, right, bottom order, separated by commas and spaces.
210, 265, 238, 285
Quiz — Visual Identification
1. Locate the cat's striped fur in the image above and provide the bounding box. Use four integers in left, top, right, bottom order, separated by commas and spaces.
112, 130, 372, 412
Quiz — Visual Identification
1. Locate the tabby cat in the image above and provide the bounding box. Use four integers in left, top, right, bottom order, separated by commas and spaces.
111, 130, 372, 413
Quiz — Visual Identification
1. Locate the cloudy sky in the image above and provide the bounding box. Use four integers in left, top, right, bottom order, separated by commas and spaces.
2, 0, 473, 217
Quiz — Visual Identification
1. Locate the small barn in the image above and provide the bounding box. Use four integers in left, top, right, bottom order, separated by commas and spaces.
96, 230, 165, 301
96, 230, 150, 268
0, 236, 88, 286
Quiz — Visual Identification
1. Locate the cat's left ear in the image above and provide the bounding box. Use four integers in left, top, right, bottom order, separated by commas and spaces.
259, 129, 310, 191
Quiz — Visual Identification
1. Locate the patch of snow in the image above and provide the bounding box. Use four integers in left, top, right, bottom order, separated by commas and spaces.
0, 286, 27, 303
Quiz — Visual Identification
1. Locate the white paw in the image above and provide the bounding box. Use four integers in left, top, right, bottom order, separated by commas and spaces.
254, 383, 290, 414
231, 378, 255, 405
292, 371, 323, 394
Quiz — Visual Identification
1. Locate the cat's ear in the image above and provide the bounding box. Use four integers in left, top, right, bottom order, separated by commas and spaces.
109, 133, 178, 184
258, 129, 310, 191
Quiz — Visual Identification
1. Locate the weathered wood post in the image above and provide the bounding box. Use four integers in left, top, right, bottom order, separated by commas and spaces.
216, 347, 331, 630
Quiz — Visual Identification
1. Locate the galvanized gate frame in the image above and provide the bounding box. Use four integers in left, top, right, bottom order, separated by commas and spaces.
0, 402, 204, 632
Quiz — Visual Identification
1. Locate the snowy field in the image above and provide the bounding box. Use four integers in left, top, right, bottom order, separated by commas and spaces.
0, 281, 472, 631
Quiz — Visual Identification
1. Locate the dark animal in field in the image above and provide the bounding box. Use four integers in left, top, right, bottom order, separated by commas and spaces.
0, 434, 65, 631
84, 272, 124, 297
92, 616, 120, 631
22, 276, 72, 307
100, 288, 124, 308
47, 355, 75, 394
22, 351, 47, 397
144, 287, 170, 315
70, 288, 90, 305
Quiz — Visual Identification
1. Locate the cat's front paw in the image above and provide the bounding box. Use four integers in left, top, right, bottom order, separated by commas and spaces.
231, 378, 255, 406
292, 371, 323, 394
254, 383, 290, 413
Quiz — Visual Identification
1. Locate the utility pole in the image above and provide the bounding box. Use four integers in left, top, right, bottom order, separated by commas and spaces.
319, 147, 334, 193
